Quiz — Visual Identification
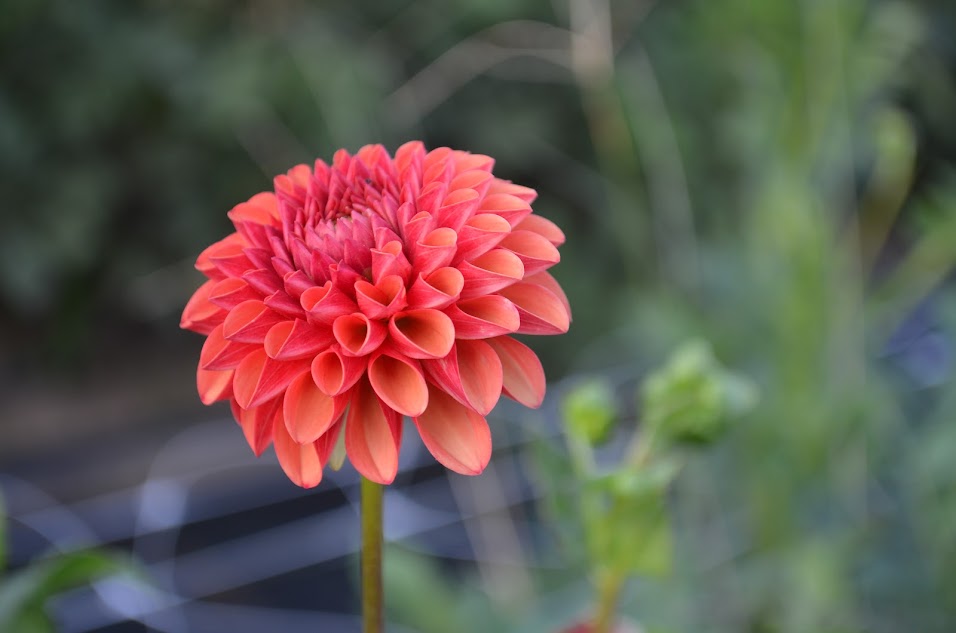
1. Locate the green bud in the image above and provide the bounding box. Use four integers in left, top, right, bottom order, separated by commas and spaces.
563, 378, 618, 446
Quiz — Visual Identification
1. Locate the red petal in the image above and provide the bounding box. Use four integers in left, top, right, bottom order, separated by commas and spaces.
333, 313, 387, 357
195, 233, 245, 277
315, 419, 344, 464
181, 280, 228, 335
231, 397, 279, 456
345, 378, 403, 484
514, 214, 566, 246
283, 371, 347, 444
370, 241, 413, 284
208, 277, 261, 310
453, 213, 512, 263
273, 416, 324, 488
388, 309, 455, 359
444, 295, 520, 339
227, 198, 280, 228
200, 324, 258, 370
312, 347, 367, 396
369, 353, 429, 417
197, 366, 234, 404
233, 349, 311, 410
222, 300, 285, 343
499, 230, 560, 276
209, 243, 255, 279
497, 282, 570, 335
478, 193, 533, 227
264, 319, 333, 360
406, 267, 463, 310
416, 182, 447, 215
524, 271, 571, 318
422, 339, 502, 415
414, 386, 491, 475
301, 281, 358, 325
411, 227, 457, 275
435, 188, 480, 231
355, 275, 408, 320
487, 336, 546, 408
458, 249, 524, 299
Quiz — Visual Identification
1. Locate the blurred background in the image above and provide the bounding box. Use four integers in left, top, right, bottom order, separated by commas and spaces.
2, 0, 956, 631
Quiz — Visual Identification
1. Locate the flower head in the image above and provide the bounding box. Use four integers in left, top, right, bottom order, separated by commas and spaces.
181, 142, 569, 487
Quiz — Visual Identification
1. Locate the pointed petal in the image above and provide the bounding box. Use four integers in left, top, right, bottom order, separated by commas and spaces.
283, 371, 347, 444
208, 277, 261, 310
301, 281, 358, 325
231, 397, 279, 456
458, 249, 524, 299
333, 313, 387, 357
487, 336, 546, 408
264, 319, 333, 360
423, 339, 502, 415
514, 214, 565, 246
312, 347, 367, 396
406, 267, 463, 310
444, 295, 520, 339
486, 180, 537, 204
355, 275, 408, 320
233, 348, 312, 410
315, 419, 344, 465
200, 324, 258, 370
273, 416, 324, 488
435, 188, 480, 232
449, 169, 494, 198
453, 213, 512, 263
497, 282, 570, 335
411, 227, 457, 275
369, 353, 429, 417
478, 193, 533, 227
181, 280, 228, 334
197, 366, 234, 404
222, 300, 285, 343
370, 241, 413, 284
388, 309, 455, 359
414, 386, 491, 475
195, 233, 246, 277
499, 230, 560, 275
346, 378, 402, 484
524, 271, 571, 318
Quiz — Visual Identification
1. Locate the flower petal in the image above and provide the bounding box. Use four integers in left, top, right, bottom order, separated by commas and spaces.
222, 300, 285, 343
487, 336, 546, 408
523, 271, 571, 318
449, 169, 494, 198
514, 214, 565, 246
208, 278, 261, 311
200, 324, 258, 371
355, 275, 408, 320
283, 371, 347, 444
478, 193, 533, 227
346, 378, 403, 484
197, 366, 234, 405
411, 227, 457, 275
497, 282, 570, 335
498, 230, 560, 275
388, 309, 455, 359
333, 313, 387, 357
301, 281, 358, 325
458, 249, 524, 299
435, 188, 480, 232
486, 180, 537, 204
369, 353, 429, 417
273, 416, 324, 488
264, 319, 333, 360
181, 280, 228, 335
414, 386, 491, 475
453, 213, 512, 263
422, 339, 502, 416
406, 267, 463, 310
233, 349, 311, 410
311, 347, 367, 396
230, 397, 279, 457
443, 295, 520, 339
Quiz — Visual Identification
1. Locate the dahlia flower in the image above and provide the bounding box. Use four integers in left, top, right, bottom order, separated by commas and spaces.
181, 142, 569, 487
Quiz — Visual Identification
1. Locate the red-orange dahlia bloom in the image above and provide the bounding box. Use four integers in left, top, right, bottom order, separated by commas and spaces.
181, 142, 569, 487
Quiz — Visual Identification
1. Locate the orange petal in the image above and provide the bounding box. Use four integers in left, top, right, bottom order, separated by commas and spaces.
208, 277, 261, 310
449, 169, 494, 198
200, 324, 258, 371
181, 280, 228, 335
283, 371, 347, 444
333, 313, 387, 357
301, 281, 358, 325
233, 349, 311, 410
487, 336, 546, 408
486, 180, 537, 203
345, 378, 403, 484
414, 386, 491, 475
497, 282, 570, 335
477, 193, 533, 227
412, 227, 457, 275
371, 241, 413, 284
524, 271, 571, 318
499, 230, 560, 276
273, 415, 324, 488
195, 233, 246, 277
444, 295, 520, 339
514, 214, 566, 246
197, 366, 234, 405
458, 249, 524, 299
264, 319, 333, 360
312, 347, 367, 396
355, 275, 408, 320
454, 213, 511, 263
406, 267, 463, 310
452, 151, 495, 174
388, 309, 455, 359
369, 353, 429, 417
230, 397, 279, 456
423, 339, 502, 416
435, 188, 480, 231
222, 300, 285, 343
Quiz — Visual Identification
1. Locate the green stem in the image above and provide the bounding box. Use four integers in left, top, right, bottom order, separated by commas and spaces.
361, 476, 384, 633
592, 570, 625, 633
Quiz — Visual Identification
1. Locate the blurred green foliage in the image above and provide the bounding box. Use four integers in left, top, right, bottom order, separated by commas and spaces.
4, 0, 956, 631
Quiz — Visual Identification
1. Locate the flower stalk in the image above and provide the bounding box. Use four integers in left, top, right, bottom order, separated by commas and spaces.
592, 570, 625, 633
361, 476, 384, 633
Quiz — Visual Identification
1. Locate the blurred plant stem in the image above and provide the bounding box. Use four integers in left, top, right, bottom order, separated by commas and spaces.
592, 569, 625, 633
362, 477, 384, 633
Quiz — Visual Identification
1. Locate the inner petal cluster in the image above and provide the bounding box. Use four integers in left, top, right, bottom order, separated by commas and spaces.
181, 142, 569, 487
